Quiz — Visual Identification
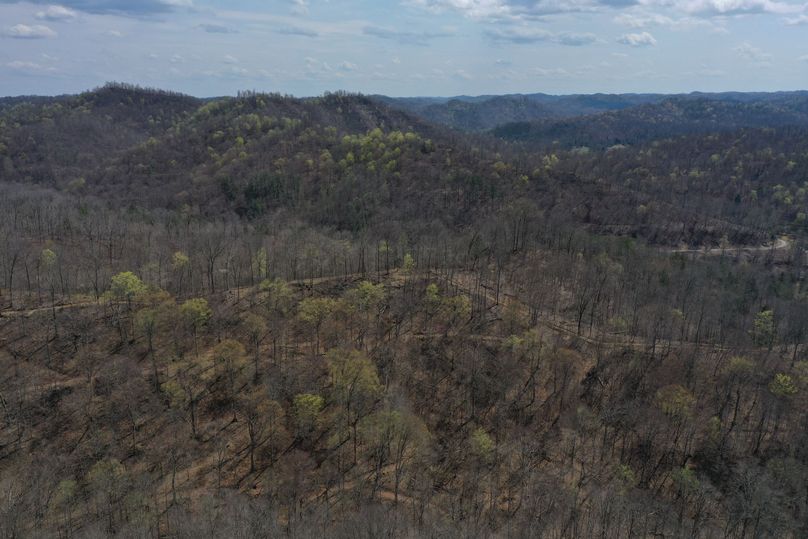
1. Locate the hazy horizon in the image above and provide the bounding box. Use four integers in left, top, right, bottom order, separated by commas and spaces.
2, 83, 808, 100
1, 0, 807, 97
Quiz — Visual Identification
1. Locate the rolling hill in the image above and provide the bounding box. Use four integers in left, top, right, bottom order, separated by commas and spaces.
492, 95, 808, 148
1, 84, 807, 538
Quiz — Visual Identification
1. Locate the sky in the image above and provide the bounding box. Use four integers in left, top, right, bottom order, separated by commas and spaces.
0, 0, 807, 97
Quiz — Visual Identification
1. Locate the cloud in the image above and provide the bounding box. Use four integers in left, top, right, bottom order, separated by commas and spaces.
613, 12, 722, 30
486, 26, 597, 45
556, 32, 599, 45
223, 54, 238, 64
6, 60, 57, 72
276, 25, 319, 37
531, 67, 571, 76
681, 0, 802, 16
301, 57, 361, 80
0, 0, 193, 16
734, 42, 772, 62
410, 0, 803, 21
291, 0, 308, 15
35, 5, 78, 21
370, 70, 400, 80
614, 13, 671, 27
200, 65, 253, 79
696, 65, 726, 76
197, 24, 237, 34
363, 25, 452, 45
409, 0, 645, 20
3, 24, 57, 38
598, 0, 640, 6
493, 65, 574, 81
785, 14, 808, 24
407, 0, 511, 19
226, 66, 249, 77
105, 29, 123, 36
304, 57, 333, 74
617, 31, 657, 46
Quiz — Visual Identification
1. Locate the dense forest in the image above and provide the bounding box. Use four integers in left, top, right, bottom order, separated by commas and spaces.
0, 83, 807, 538
379, 91, 808, 132
491, 96, 808, 148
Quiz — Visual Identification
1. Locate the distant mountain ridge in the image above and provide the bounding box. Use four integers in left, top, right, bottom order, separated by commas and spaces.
376, 90, 808, 131
374, 92, 667, 130
491, 94, 808, 148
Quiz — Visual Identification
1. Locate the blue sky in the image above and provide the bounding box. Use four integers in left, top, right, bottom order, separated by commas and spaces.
1, 0, 806, 96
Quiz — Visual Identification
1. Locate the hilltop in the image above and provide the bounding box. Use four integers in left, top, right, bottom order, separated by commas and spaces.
5, 84, 808, 247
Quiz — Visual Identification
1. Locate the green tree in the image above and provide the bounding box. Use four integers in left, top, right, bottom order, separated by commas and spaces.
344, 281, 385, 346
292, 393, 324, 440
469, 427, 495, 466
259, 278, 294, 362
180, 298, 212, 357
328, 348, 383, 462
769, 373, 798, 397
251, 246, 268, 282
109, 271, 147, 307
260, 277, 294, 317
298, 296, 337, 354
656, 384, 696, 420
172, 251, 190, 296
751, 309, 776, 349
108, 271, 148, 342
424, 283, 441, 317
402, 252, 415, 274
40, 247, 57, 269
346, 281, 385, 312
443, 294, 472, 328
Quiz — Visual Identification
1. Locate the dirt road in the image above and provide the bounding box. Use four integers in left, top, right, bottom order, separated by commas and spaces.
665, 236, 791, 256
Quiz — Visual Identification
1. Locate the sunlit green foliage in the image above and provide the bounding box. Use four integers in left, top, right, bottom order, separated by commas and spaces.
108, 271, 147, 303
656, 385, 696, 419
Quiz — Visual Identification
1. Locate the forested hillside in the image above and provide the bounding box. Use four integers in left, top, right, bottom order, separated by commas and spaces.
0, 84, 201, 186
552, 126, 808, 236
492, 96, 808, 148
6, 85, 807, 246
395, 96, 557, 132
0, 84, 807, 538
378, 92, 670, 130
379, 91, 808, 133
